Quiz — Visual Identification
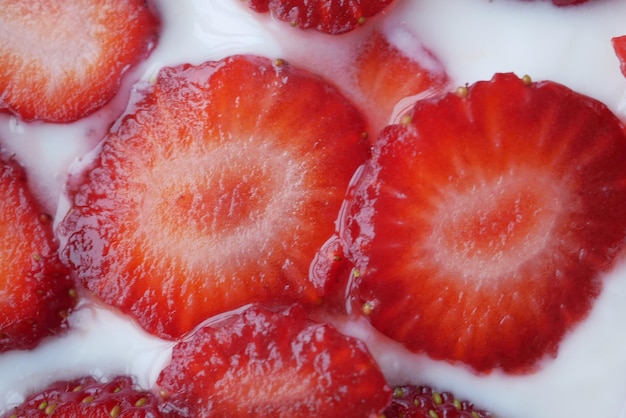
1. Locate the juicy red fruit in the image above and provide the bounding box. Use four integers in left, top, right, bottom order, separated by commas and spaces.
0, 158, 75, 352
247, 0, 395, 34
551, 0, 589, 5
612, 35, 626, 78
310, 235, 356, 313
383, 385, 492, 418
352, 29, 449, 135
58, 55, 369, 340
157, 304, 391, 417
1, 375, 163, 418
341, 73, 626, 373
0, 0, 159, 123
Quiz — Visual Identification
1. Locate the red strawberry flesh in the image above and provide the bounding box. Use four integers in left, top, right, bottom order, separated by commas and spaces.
341, 73, 626, 373
551, 0, 589, 5
0, 0, 159, 122
612, 35, 626, 79
0, 158, 75, 352
0, 375, 163, 418
58, 55, 369, 340
383, 384, 492, 418
352, 29, 449, 135
247, 0, 395, 34
157, 304, 391, 417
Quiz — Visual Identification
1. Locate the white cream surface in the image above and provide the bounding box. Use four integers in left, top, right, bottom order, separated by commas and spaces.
0, 0, 626, 417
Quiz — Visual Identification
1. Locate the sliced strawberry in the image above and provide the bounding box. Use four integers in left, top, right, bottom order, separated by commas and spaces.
310, 235, 355, 313
1, 375, 163, 418
0, 0, 159, 123
519, 0, 590, 5
246, 0, 395, 34
352, 29, 450, 136
551, 0, 590, 5
0, 158, 75, 352
157, 304, 391, 417
383, 384, 492, 418
612, 35, 626, 78
58, 55, 369, 340
341, 73, 626, 373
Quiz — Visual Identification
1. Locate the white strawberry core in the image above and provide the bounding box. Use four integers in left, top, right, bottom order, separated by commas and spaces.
429, 170, 571, 280
142, 142, 304, 266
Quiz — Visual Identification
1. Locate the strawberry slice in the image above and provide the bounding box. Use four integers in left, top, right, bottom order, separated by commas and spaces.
383, 384, 492, 418
551, 0, 589, 5
58, 55, 369, 340
0, 158, 75, 352
352, 29, 450, 135
520, 0, 590, 5
246, 0, 395, 34
157, 304, 391, 417
0, 0, 159, 123
612, 35, 626, 78
1, 375, 163, 418
310, 235, 355, 313
341, 73, 626, 373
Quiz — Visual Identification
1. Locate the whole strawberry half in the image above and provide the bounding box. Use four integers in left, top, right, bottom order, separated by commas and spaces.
383, 384, 492, 418
1, 375, 163, 418
246, 0, 395, 34
0, 0, 160, 123
157, 304, 391, 417
0, 158, 75, 352
58, 55, 369, 340
341, 72, 626, 373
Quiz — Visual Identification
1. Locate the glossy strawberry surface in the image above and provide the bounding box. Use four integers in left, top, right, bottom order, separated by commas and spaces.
612, 35, 626, 78
58, 55, 369, 340
247, 0, 395, 34
0, 158, 75, 352
352, 29, 449, 135
383, 384, 492, 418
0, 0, 159, 122
157, 304, 392, 417
341, 72, 626, 373
1, 376, 163, 418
